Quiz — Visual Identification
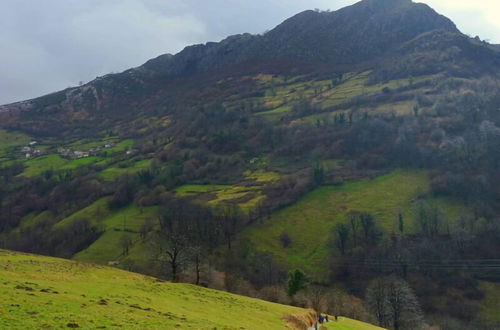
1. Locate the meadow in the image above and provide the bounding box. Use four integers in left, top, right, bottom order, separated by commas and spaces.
0, 249, 385, 329
242, 170, 467, 280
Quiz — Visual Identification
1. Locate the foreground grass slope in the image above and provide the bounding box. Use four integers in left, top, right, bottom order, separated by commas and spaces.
0, 249, 302, 329
243, 170, 466, 280
0, 250, 384, 329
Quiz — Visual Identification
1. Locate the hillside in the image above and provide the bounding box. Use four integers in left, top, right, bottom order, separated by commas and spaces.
243, 170, 467, 281
0, 249, 384, 329
0, 0, 500, 329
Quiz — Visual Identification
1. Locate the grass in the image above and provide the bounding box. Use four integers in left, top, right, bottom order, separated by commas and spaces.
54, 197, 111, 229
20, 154, 108, 177
175, 184, 230, 197
0, 249, 309, 329
244, 170, 280, 183
0, 129, 31, 157
478, 281, 500, 322
51, 197, 159, 265
69, 138, 134, 152
323, 317, 385, 330
175, 184, 265, 214
73, 205, 159, 264
251, 72, 436, 121
106, 139, 134, 153
20, 154, 68, 177
99, 159, 153, 181
242, 170, 466, 281
13, 211, 54, 233
60, 156, 104, 170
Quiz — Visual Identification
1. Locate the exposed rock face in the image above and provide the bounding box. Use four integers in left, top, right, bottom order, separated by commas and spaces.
142, 0, 459, 76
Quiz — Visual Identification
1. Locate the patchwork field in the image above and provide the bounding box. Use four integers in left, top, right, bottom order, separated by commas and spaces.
174, 170, 280, 213
243, 170, 466, 280
251, 72, 435, 120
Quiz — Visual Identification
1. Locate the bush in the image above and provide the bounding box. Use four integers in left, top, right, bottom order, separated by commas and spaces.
279, 232, 292, 248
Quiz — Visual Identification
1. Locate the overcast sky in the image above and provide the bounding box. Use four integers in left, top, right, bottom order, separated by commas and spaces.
1, 0, 499, 105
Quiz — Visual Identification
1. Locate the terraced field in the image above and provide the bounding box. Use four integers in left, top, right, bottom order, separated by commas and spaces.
174, 170, 280, 213
252, 72, 435, 119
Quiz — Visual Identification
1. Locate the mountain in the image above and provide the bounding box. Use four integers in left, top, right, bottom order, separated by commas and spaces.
143, 0, 458, 75
1, 1, 500, 329
1, 0, 499, 136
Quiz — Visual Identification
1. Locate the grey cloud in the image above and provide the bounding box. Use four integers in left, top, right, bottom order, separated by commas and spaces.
1, 0, 498, 105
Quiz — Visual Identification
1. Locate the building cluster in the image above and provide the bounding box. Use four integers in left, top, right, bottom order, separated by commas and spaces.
20, 140, 136, 160
22, 141, 45, 158
57, 142, 116, 159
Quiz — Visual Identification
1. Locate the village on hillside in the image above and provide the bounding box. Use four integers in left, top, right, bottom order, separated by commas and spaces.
20, 140, 136, 159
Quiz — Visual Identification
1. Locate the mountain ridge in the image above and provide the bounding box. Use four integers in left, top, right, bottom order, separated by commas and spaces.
1, 0, 499, 135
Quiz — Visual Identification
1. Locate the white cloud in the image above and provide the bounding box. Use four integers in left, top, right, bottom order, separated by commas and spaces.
419, 0, 500, 42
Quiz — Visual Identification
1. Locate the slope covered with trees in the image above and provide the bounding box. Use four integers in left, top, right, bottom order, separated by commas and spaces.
0, 0, 500, 329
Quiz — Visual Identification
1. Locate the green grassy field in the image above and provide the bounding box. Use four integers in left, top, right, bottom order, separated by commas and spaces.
0, 249, 307, 329
19, 154, 107, 177
73, 204, 159, 265
99, 159, 153, 181
20, 154, 68, 177
243, 170, 466, 280
0, 250, 384, 329
252, 72, 435, 121
54, 197, 111, 229
174, 171, 278, 213
324, 317, 385, 330
0, 129, 31, 159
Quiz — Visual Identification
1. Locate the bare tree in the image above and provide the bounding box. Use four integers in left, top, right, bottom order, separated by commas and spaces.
190, 245, 206, 286
348, 212, 360, 246
151, 231, 189, 282
215, 204, 244, 250
119, 235, 132, 256
366, 277, 389, 327
327, 289, 346, 321
334, 223, 350, 255
307, 286, 328, 316
366, 276, 423, 330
